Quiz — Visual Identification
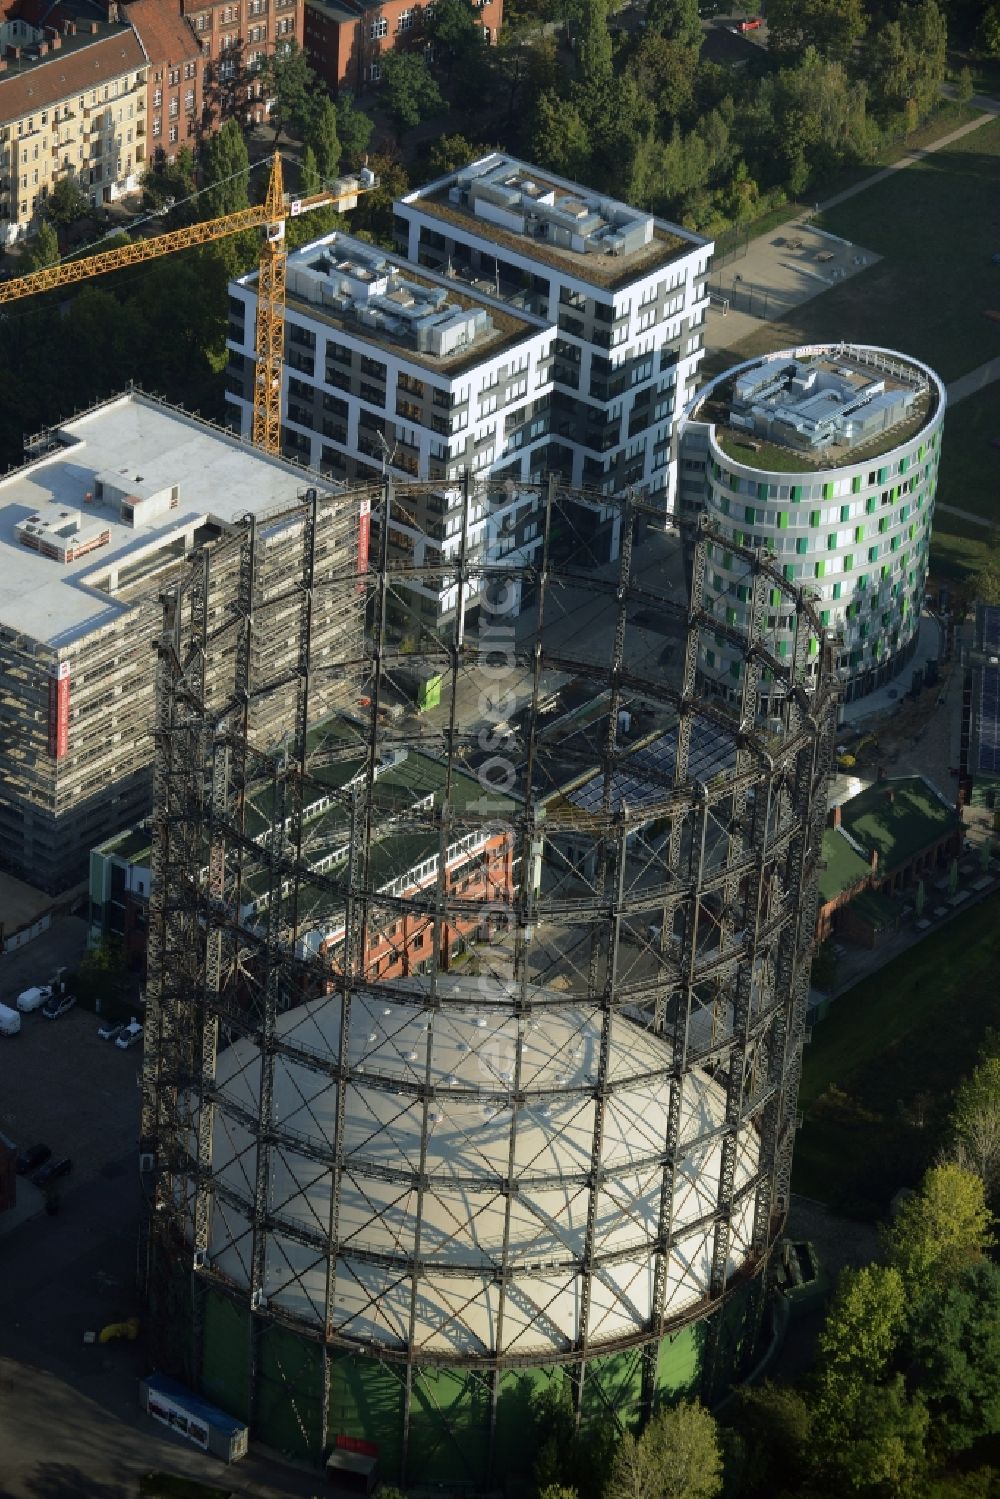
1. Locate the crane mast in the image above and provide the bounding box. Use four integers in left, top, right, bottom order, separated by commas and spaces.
0, 153, 373, 456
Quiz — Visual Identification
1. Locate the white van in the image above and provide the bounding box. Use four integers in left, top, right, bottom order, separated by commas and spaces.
16, 984, 53, 1013
0, 1003, 22, 1036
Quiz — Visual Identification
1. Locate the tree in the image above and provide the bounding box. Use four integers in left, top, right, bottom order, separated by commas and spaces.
969, 545, 1000, 606
21, 220, 60, 272
730, 1383, 812, 1498
45, 175, 90, 231
951, 1057, 1000, 1199
75, 938, 131, 1016
981, 2, 1000, 53
200, 118, 250, 219
645, 0, 702, 50
633, 34, 696, 121
867, 0, 947, 121
576, 0, 613, 88
428, 133, 484, 175
816, 1264, 908, 1407
254, 40, 318, 143
305, 95, 341, 183
380, 52, 444, 138
299, 143, 321, 196
540, 1488, 582, 1499
819, 1376, 929, 1496
907, 1260, 1000, 1452
604, 1402, 723, 1499
883, 1164, 994, 1295
766, 0, 866, 63
336, 94, 374, 167
350, 153, 409, 246
531, 91, 592, 179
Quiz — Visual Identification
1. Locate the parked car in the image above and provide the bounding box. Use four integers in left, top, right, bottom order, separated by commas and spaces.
115, 1019, 144, 1050
32, 1157, 72, 1189
97, 1020, 124, 1042
16, 984, 54, 1013
15, 1143, 51, 1176
0, 1003, 21, 1037
41, 993, 76, 1020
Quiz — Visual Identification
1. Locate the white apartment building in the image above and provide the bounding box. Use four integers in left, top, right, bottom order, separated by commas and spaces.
226, 231, 551, 629
0, 16, 147, 244
393, 154, 713, 527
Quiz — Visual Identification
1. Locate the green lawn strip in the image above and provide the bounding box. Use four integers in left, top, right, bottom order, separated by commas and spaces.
929, 519, 992, 587
138, 1474, 232, 1499
792, 893, 1000, 1214
936, 384, 1000, 524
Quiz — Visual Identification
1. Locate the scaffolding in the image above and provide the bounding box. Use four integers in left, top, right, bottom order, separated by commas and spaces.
140, 477, 837, 1486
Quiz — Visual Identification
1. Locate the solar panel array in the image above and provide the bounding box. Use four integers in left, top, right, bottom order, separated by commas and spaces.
976, 664, 1000, 776
566, 721, 736, 814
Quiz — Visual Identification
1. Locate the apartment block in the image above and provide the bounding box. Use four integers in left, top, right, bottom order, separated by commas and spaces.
226, 230, 549, 627
678, 344, 946, 709
0, 392, 361, 892
0, 15, 147, 243
304, 0, 502, 96
394, 154, 712, 519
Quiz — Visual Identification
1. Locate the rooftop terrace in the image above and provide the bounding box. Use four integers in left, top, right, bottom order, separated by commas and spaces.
402, 154, 701, 291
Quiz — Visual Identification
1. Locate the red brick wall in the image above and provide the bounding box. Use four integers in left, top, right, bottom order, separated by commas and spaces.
181, 0, 305, 128
305, 0, 502, 96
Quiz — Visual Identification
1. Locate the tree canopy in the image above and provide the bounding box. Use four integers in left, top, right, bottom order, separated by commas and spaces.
881, 1163, 995, 1295
304, 96, 341, 183
254, 40, 318, 143
380, 52, 445, 137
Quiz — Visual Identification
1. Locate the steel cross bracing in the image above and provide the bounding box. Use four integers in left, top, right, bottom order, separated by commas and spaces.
141, 480, 837, 1476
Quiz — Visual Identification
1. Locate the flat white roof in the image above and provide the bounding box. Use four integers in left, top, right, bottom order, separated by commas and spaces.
0, 394, 322, 650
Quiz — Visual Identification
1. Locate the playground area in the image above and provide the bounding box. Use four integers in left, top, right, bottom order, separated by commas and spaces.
706, 219, 882, 352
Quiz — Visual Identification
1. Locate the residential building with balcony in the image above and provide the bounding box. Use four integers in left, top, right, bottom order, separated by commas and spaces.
394, 153, 712, 524
304, 0, 502, 95
0, 15, 146, 243
677, 343, 946, 710
226, 230, 551, 627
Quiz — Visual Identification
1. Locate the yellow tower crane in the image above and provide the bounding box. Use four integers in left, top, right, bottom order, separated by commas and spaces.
0, 152, 374, 455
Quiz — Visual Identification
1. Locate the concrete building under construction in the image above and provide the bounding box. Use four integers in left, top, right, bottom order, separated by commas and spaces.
140, 476, 837, 1489
0, 391, 361, 892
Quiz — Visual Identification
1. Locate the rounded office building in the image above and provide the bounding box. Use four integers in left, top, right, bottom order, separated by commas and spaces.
140, 479, 837, 1491
677, 344, 945, 707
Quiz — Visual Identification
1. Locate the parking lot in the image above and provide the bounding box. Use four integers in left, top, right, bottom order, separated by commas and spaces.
0, 917, 142, 1218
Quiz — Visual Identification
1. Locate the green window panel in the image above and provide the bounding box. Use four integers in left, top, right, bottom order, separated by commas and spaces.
844, 553, 854, 571
777, 511, 789, 529
899, 456, 908, 472
720, 496, 730, 515
778, 640, 789, 658
868, 546, 879, 562
790, 484, 802, 502
706, 649, 715, 667
723, 552, 733, 570
881, 564, 889, 578
821, 609, 830, 626
827, 533, 838, 550
823, 482, 834, 500
808, 636, 819, 657
840, 505, 851, 522
744, 505, 756, 524
757, 481, 769, 500
878, 517, 888, 533
877, 466, 888, 483
810, 509, 821, 527
815, 561, 827, 578
729, 661, 741, 679
783, 564, 795, 580
736, 584, 748, 602
832, 582, 842, 600
858, 572, 868, 589
769, 587, 781, 606
796, 537, 808, 555
890, 535, 900, 551
866, 496, 877, 514
855, 526, 865, 542
860, 622, 868, 639
852, 475, 862, 493
726, 607, 738, 625
917, 445, 924, 460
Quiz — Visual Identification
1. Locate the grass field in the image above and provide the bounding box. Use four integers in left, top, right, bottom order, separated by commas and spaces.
936, 384, 1000, 523
719, 114, 1000, 383
792, 892, 1000, 1216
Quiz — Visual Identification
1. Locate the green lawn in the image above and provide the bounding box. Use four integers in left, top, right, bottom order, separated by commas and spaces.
720, 115, 1000, 384
793, 892, 1000, 1217
936, 384, 1000, 523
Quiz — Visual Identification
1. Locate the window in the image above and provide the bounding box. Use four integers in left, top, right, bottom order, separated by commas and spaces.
153, 87, 162, 107
369, 60, 382, 79
398, 7, 414, 26
193, 11, 210, 29
169, 98, 179, 117
169, 67, 180, 86
370, 15, 388, 36
153, 116, 162, 137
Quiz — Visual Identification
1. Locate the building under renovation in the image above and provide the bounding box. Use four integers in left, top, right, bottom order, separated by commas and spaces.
140, 478, 837, 1489
0, 392, 361, 891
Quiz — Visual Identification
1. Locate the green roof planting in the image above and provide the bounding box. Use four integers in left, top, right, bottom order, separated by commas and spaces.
839, 776, 957, 874
817, 826, 871, 904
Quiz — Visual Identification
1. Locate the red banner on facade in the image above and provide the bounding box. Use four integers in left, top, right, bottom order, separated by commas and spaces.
357, 496, 371, 592
335, 1433, 379, 1458
47, 662, 70, 760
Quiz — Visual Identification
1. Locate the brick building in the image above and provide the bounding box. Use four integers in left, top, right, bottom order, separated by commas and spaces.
179, 0, 304, 127
815, 775, 961, 945
125, 0, 202, 161
304, 0, 502, 95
